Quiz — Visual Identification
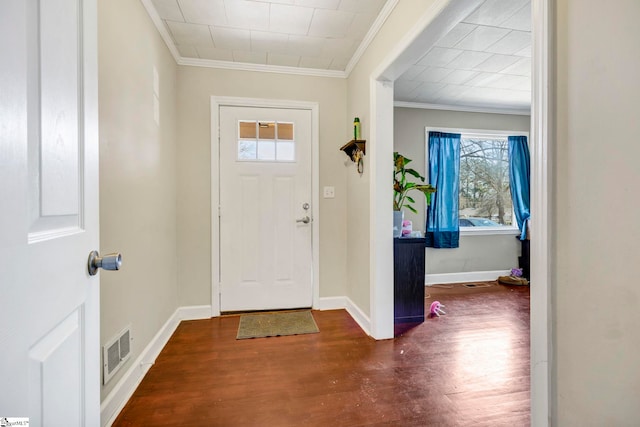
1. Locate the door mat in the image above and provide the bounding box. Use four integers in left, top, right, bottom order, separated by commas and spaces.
236, 310, 319, 340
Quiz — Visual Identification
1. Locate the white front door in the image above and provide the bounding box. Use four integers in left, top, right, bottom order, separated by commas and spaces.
0, 0, 100, 424
219, 106, 313, 312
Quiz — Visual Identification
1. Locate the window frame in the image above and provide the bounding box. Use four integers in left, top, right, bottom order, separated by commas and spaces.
425, 127, 529, 236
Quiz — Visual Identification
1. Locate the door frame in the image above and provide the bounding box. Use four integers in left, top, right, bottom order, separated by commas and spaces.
210, 97, 320, 316
368, 0, 553, 424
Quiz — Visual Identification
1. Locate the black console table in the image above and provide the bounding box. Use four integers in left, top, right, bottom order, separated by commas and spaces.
518, 238, 530, 280
394, 237, 426, 336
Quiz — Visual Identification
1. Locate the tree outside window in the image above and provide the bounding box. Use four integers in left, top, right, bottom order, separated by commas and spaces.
459, 136, 513, 226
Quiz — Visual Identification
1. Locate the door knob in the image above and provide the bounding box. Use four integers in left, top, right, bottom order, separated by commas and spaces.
88, 250, 122, 276
296, 216, 311, 224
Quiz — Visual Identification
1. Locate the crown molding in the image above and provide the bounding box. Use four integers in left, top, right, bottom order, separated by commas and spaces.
140, 0, 398, 79
178, 57, 346, 78
344, 0, 399, 77
394, 100, 531, 116
139, 0, 181, 63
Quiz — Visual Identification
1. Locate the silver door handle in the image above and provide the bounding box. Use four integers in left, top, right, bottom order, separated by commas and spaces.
296, 216, 311, 224
88, 250, 122, 276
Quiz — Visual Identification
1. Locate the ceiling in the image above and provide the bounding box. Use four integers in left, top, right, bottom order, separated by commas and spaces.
145, 0, 531, 113
396, 0, 531, 112
148, 0, 389, 73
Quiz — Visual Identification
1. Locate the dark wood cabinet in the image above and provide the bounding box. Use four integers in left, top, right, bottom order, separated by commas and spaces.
394, 237, 425, 336
519, 238, 530, 280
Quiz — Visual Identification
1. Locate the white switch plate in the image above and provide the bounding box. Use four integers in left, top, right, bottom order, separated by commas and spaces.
323, 186, 335, 198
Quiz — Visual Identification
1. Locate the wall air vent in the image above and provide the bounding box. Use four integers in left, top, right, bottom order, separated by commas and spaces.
103, 325, 132, 384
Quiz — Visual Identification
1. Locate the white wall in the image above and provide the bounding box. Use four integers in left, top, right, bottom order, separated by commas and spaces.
345, 0, 443, 317
394, 107, 530, 275
554, 0, 640, 423
98, 0, 179, 399
176, 66, 348, 306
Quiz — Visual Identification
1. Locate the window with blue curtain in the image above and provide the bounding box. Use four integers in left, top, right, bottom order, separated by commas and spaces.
426, 132, 461, 248
508, 135, 531, 240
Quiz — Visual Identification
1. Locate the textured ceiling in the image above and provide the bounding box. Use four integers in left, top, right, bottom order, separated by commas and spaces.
144, 0, 531, 112
396, 0, 531, 112
149, 0, 388, 72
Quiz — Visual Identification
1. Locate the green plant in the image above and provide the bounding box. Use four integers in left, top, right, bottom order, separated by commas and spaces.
393, 151, 436, 213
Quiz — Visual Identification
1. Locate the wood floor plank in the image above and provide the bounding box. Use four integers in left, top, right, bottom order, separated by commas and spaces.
113, 282, 529, 426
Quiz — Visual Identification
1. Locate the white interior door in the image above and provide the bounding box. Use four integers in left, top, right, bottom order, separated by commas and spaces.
219, 106, 313, 312
0, 0, 100, 424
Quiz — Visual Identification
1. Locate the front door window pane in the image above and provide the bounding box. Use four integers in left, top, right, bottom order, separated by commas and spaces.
257, 140, 276, 160
259, 122, 276, 140
238, 140, 257, 160
237, 120, 295, 162
277, 141, 295, 161
239, 121, 257, 139
278, 123, 293, 140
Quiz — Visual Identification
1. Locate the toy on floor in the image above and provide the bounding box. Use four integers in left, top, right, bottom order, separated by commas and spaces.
498, 268, 529, 286
429, 301, 446, 317
401, 220, 412, 236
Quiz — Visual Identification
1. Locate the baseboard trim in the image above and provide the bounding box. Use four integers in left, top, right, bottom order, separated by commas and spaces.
317, 296, 371, 336
316, 296, 347, 311
177, 305, 212, 321
426, 270, 510, 285
344, 297, 371, 336
100, 305, 212, 427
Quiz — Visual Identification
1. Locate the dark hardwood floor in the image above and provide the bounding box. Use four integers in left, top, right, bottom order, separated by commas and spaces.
113, 282, 530, 426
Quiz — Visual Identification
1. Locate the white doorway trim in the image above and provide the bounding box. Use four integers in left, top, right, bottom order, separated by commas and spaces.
368, 0, 553, 425
530, 0, 554, 424
210, 97, 320, 317
368, 0, 485, 336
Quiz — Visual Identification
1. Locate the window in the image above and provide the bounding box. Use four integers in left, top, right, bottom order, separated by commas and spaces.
459, 134, 513, 229
237, 120, 295, 162
425, 128, 526, 234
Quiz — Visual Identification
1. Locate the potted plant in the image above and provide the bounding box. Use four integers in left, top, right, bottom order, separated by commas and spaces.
393, 152, 436, 237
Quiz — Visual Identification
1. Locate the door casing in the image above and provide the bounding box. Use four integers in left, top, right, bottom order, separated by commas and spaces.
210, 97, 320, 317
368, 0, 553, 424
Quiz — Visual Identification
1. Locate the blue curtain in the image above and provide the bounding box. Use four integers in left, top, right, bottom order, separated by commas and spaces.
508, 136, 530, 240
426, 132, 460, 248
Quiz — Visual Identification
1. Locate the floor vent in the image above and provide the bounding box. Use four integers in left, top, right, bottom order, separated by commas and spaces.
463, 282, 493, 288
103, 325, 132, 384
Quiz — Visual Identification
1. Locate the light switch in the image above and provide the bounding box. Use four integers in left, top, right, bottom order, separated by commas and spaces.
323, 186, 335, 198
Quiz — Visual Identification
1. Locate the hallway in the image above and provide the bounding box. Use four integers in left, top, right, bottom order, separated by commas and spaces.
114, 283, 529, 426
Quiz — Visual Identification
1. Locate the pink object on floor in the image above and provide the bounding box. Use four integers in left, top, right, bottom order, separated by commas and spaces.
430, 301, 446, 317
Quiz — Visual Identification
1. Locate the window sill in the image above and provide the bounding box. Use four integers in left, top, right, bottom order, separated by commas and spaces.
460, 227, 520, 237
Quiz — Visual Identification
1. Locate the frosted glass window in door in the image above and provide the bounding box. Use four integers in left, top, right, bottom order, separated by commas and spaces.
236, 120, 295, 162
257, 140, 276, 160
238, 140, 257, 160
277, 142, 295, 161
276, 122, 295, 161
